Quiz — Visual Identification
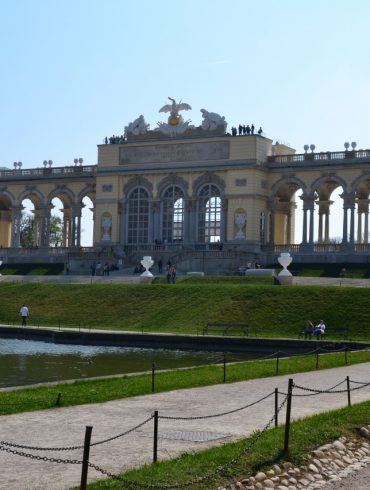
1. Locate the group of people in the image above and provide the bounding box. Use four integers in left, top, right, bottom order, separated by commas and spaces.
105, 135, 126, 144
304, 320, 326, 339
91, 261, 118, 276
230, 124, 263, 137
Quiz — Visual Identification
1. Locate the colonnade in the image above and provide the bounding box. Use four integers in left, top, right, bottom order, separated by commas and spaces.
268, 192, 370, 247
7, 203, 87, 248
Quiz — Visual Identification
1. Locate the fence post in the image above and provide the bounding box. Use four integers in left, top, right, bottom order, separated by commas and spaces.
316, 349, 320, 369
346, 376, 351, 406
55, 392, 63, 406
58, 319, 61, 331
283, 378, 294, 454
152, 363, 156, 393
80, 425, 93, 490
276, 352, 280, 375
275, 388, 278, 428
223, 354, 226, 383
344, 348, 348, 365
153, 410, 158, 463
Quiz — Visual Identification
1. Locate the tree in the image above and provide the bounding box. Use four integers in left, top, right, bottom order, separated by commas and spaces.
20, 213, 64, 248
20, 213, 35, 248
49, 216, 64, 247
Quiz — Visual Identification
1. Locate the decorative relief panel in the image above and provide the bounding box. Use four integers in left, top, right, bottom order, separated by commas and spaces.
235, 178, 247, 187
102, 184, 113, 192
120, 141, 230, 165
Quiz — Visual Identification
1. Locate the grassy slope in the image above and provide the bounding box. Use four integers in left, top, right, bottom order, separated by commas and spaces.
0, 278, 369, 338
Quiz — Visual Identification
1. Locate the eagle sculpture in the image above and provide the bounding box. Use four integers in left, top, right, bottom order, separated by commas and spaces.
159, 97, 192, 125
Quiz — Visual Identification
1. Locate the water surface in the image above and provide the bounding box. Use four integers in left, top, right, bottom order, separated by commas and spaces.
0, 338, 260, 388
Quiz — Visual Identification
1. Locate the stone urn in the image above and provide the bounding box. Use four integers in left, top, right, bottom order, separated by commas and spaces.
140, 256, 154, 277
277, 252, 293, 277
0, 259, 2, 276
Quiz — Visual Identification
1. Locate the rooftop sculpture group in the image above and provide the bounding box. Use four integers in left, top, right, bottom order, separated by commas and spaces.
123, 97, 228, 140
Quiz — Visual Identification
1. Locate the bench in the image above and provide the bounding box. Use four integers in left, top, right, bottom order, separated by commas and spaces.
298, 327, 349, 340
203, 322, 249, 336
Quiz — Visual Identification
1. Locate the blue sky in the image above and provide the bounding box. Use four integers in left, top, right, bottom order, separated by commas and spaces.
1, 0, 369, 243
1, 0, 369, 167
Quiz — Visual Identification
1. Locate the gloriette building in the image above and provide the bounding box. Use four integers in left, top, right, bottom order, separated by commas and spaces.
1, 98, 370, 272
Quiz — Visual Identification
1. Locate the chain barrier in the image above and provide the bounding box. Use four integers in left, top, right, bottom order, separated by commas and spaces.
278, 378, 349, 397
88, 395, 289, 489
159, 391, 274, 420
348, 379, 370, 385
293, 379, 370, 394
0, 444, 82, 465
0, 415, 154, 452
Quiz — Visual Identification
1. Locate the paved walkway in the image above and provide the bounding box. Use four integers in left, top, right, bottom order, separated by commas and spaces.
1, 363, 370, 490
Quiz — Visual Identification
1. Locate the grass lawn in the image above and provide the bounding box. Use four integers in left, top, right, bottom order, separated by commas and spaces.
81, 398, 370, 489
0, 279, 370, 340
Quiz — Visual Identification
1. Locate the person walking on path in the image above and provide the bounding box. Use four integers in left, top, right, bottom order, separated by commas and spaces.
20, 304, 29, 326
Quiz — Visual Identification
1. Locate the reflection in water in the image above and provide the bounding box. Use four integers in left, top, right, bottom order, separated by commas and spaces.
0, 338, 260, 388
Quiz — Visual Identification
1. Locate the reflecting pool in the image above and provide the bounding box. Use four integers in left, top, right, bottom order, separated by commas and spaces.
0, 338, 261, 388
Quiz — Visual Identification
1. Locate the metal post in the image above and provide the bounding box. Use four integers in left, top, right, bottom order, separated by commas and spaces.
275, 388, 278, 427
316, 350, 319, 369
56, 392, 63, 406
276, 352, 280, 375
345, 348, 348, 365
153, 410, 158, 463
152, 363, 155, 393
283, 378, 294, 454
80, 425, 93, 490
346, 376, 351, 406
58, 319, 61, 331
223, 354, 226, 383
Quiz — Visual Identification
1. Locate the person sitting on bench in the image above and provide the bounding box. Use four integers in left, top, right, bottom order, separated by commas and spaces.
304, 320, 314, 339
314, 320, 326, 339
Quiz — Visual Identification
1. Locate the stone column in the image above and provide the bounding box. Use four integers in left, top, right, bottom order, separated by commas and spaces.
10, 205, 23, 248
63, 209, 72, 247
349, 201, 355, 245
33, 208, 42, 247
324, 211, 330, 243
364, 210, 369, 243
150, 200, 161, 244
185, 198, 197, 243
71, 205, 83, 247
318, 211, 323, 243
40, 205, 52, 247
357, 210, 362, 243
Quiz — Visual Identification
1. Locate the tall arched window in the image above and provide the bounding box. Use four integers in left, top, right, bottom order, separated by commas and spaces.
162, 186, 184, 243
127, 187, 149, 244
198, 184, 221, 242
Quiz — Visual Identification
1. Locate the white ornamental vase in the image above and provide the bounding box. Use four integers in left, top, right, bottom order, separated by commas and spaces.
277, 252, 293, 277
141, 256, 154, 277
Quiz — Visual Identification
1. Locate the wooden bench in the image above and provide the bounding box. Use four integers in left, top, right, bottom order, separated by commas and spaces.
203, 322, 249, 336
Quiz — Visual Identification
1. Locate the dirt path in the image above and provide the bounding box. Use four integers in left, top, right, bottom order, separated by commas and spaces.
1, 363, 370, 490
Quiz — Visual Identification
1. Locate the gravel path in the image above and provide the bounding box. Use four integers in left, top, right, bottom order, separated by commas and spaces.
1, 363, 370, 490
326, 464, 370, 489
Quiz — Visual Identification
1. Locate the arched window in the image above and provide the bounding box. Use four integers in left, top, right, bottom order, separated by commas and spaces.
198, 184, 221, 242
162, 186, 184, 243
127, 187, 149, 244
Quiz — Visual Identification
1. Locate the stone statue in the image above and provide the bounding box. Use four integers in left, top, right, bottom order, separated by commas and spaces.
159, 97, 192, 126
124, 115, 150, 137
200, 109, 227, 132
101, 215, 112, 241
234, 212, 246, 239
